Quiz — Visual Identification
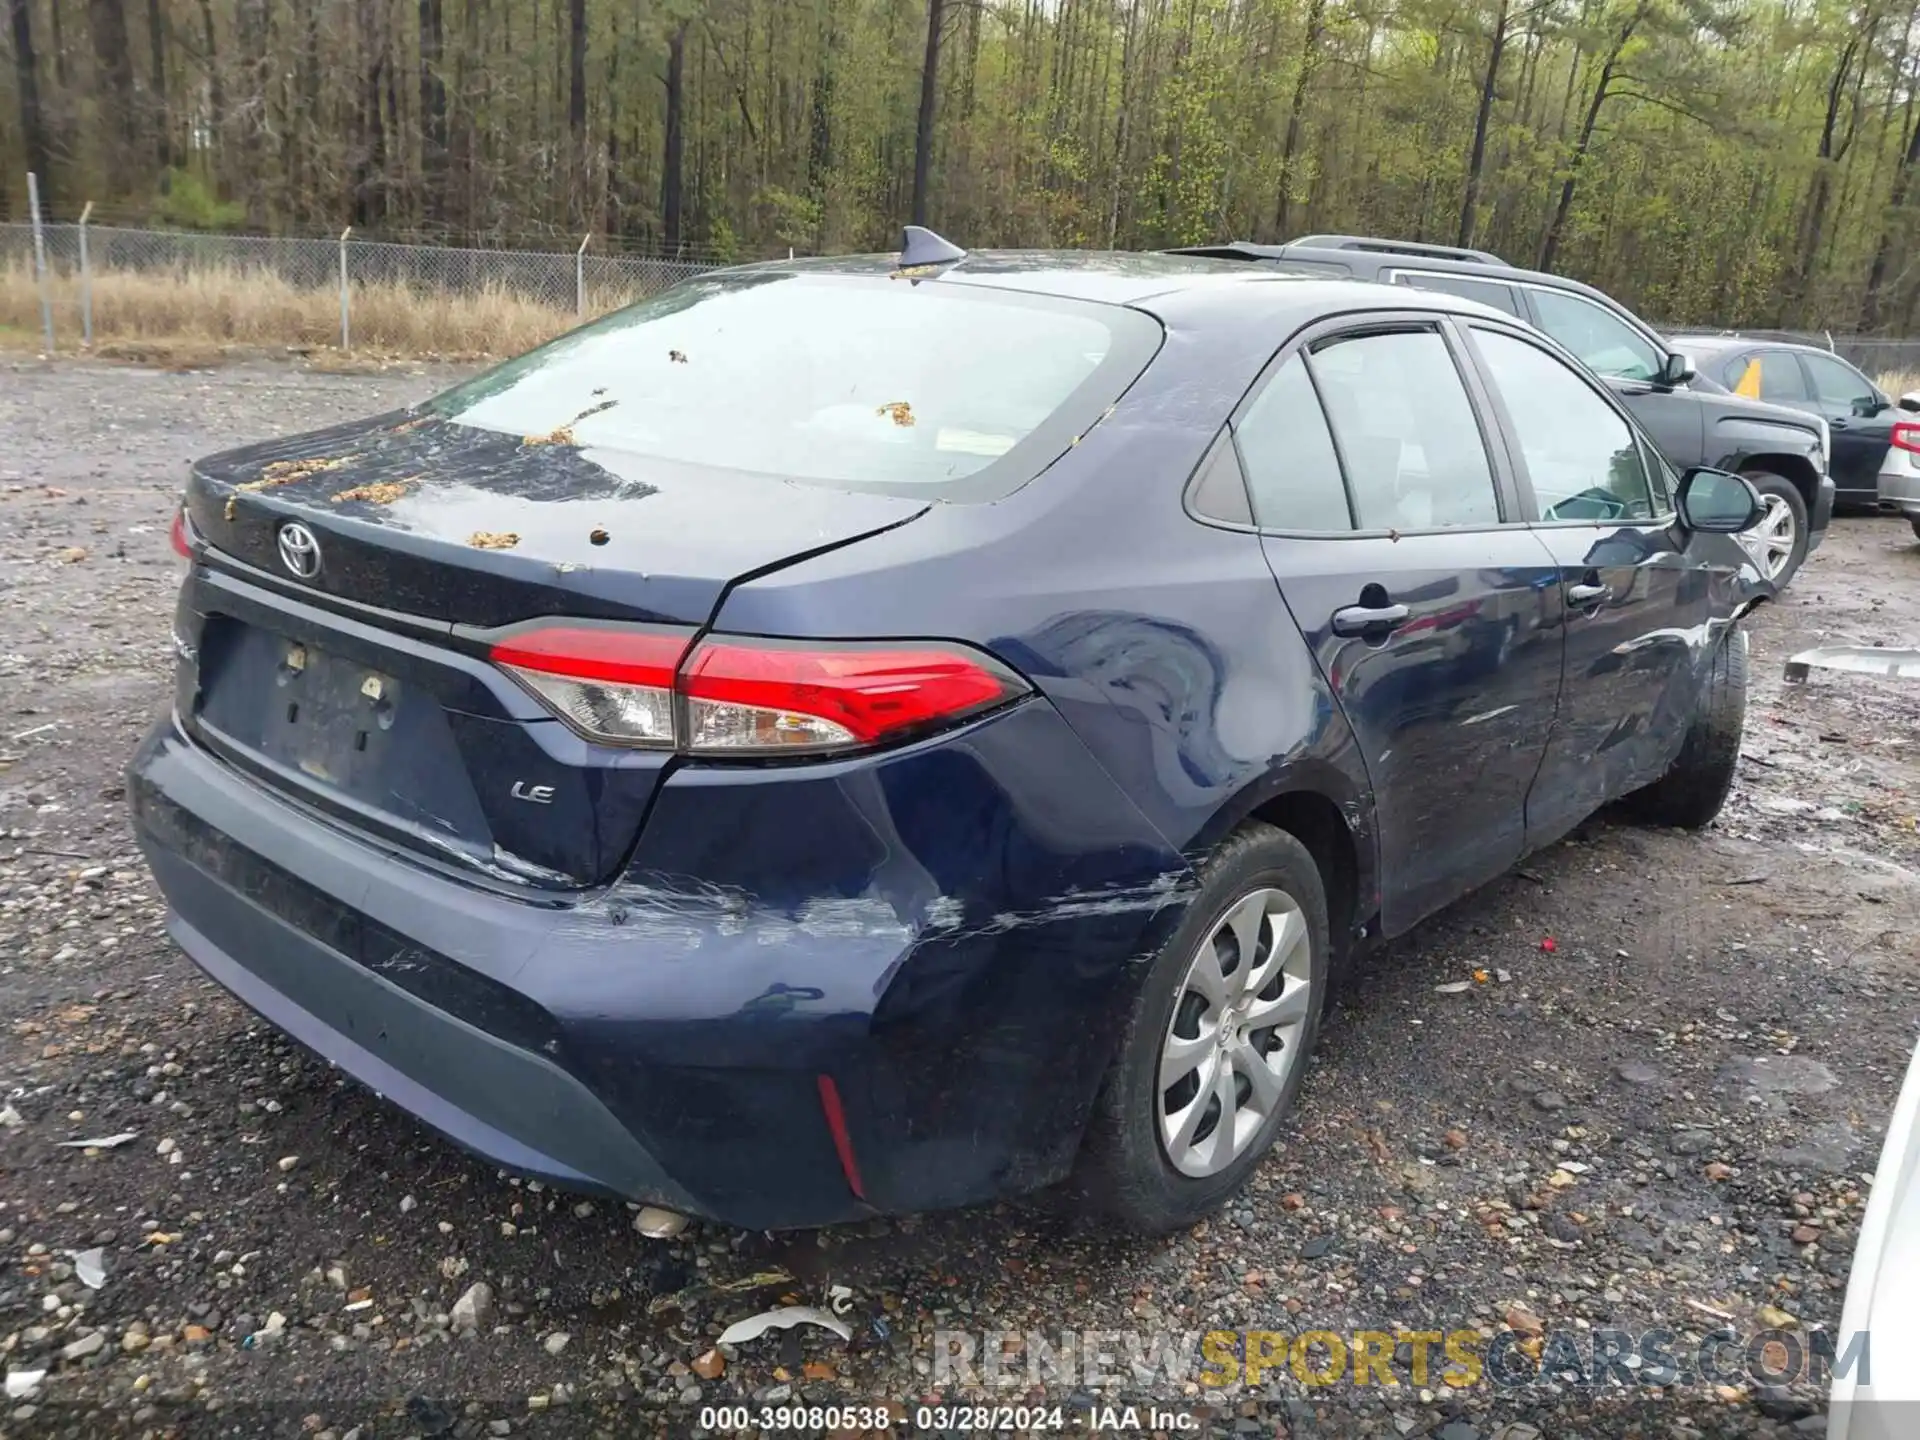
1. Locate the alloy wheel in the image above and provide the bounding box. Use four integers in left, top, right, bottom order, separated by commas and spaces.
1739, 494, 1798, 582
1156, 887, 1314, 1177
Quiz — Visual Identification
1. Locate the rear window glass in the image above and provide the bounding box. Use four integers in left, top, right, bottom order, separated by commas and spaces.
1390, 270, 1524, 317
1235, 355, 1353, 531
1267, 258, 1352, 277
422, 272, 1159, 500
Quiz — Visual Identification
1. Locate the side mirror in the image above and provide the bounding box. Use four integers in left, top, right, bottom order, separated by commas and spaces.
1854, 393, 1889, 417
1900, 392, 1920, 415
1659, 351, 1696, 387
1676, 467, 1762, 533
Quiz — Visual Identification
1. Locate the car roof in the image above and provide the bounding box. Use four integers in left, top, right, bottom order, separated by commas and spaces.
1668, 333, 1857, 364
722, 249, 1512, 326
1169, 238, 1632, 312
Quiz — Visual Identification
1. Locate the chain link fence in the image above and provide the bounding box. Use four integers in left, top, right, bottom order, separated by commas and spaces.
9, 210, 1920, 377
0, 217, 720, 352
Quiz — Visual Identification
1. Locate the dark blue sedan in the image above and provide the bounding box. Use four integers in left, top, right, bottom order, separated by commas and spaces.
131, 236, 1772, 1234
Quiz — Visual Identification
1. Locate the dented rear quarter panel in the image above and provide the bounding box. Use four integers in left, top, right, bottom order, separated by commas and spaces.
711, 281, 1382, 922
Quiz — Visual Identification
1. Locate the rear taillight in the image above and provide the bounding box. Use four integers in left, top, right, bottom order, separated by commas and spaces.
1894, 422, 1920, 455
682, 639, 1023, 752
489, 624, 1027, 755
169, 506, 192, 558
490, 625, 687, 748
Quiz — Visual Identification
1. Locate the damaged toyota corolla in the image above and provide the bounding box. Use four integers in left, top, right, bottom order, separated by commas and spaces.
130, 232, 1773, 1234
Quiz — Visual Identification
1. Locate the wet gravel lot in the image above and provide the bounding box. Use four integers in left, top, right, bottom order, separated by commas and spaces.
1, 358, 1918, 1440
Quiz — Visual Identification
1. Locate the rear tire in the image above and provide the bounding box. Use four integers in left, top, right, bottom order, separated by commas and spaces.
1624, 627, 1748, 830
1910, 517, 1920, 542
1737, 471, 1809, 587
1077, 822, 1328, 1234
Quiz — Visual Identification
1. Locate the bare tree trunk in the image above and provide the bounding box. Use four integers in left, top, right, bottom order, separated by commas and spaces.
353, 0, 388, 225
567, 0, 587, 226
663, 19, 688, 253
49, 0, 70, 87
1274, 0, 1326, 239
7, 0, 56, 211
808, 10, 836, 201
418, 0, 447, 223
88, 0, 143, 199
910, 0, 946, 226
1107, 0, 1140, 247
196, 0, 226, 191
1863, 48, 1920, 328
605, 0, 622, 237
1457, 0, 1509, 248
236, 0, 269, 226
1539, 4, 1644, 271
147, 0, 171, 171
1790, 20, 1873, 323
453, 0, 482, 231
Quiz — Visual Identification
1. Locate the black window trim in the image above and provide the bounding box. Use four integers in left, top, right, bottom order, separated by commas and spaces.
1296, 350, 1362, 529
1786, 350, 1823, 406
1184, 428, 1255, 527
1453, 315, 1670, 530
1636, 432, 1677, 517
1195, 308, 1527, 539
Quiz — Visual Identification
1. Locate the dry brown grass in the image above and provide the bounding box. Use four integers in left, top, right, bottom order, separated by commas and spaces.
1875, 369, 1920, 398
0, 258, 612, 364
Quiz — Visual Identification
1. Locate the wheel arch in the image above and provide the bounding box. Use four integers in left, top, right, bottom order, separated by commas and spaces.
1731, 450, 1820, 506
1186, 760, 1377, 973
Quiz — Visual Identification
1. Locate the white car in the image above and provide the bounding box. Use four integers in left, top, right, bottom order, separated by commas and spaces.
1877, 393, 1920, 541
1829, 1034, 1920, 1437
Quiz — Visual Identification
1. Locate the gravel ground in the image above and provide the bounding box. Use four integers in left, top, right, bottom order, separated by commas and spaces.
1, 358, 1917, 1440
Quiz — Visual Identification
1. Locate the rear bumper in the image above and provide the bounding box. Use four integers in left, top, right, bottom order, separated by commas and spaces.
1880, 448, 1920, 519
130, 703, 1192, 1230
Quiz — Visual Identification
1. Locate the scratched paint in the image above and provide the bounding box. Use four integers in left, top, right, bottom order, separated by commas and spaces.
573, 870, 1196, 953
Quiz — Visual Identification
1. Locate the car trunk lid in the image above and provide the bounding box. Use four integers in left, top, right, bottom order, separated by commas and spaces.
185, 411, 928, 627
178, 412, 927, 889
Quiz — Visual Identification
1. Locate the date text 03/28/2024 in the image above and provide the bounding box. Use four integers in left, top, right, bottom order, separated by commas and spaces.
698, 1404, 1198, 1432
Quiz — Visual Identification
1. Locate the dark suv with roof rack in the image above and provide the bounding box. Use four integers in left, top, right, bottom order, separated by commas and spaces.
1174, 236, 1836, 586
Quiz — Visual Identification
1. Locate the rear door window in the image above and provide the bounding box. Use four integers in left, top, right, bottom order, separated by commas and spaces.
1306, 329, 1502, 530
1726, 350, 1812, 403
1233, 355, 1354, 531
1750, 350, 1812, 404
1390, 270, 1524, 318
1723, 352, 1762, 393
1526, 289, 1663, 382
423, 272, 1160, 501
1470, 327, 1654, 522
1802, 353, 1880, 412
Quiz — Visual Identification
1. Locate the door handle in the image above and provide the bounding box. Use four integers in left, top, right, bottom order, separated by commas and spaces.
1332, 602, 1410, 637
1566, 582, 1612, 607
1829, 418, 1850, 430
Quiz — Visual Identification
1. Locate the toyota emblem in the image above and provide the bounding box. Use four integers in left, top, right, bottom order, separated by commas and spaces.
277, 522, 322, 580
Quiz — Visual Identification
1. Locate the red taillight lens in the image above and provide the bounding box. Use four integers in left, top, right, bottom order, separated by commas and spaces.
169, 506, 192, 558
488, 624, 1027, 755
1894, 422, 1920, 454
682, 638, 1026, 753
490, 624, 691, 748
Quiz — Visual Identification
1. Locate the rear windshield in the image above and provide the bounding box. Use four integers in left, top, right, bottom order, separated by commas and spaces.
423, 270, 1160, 500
